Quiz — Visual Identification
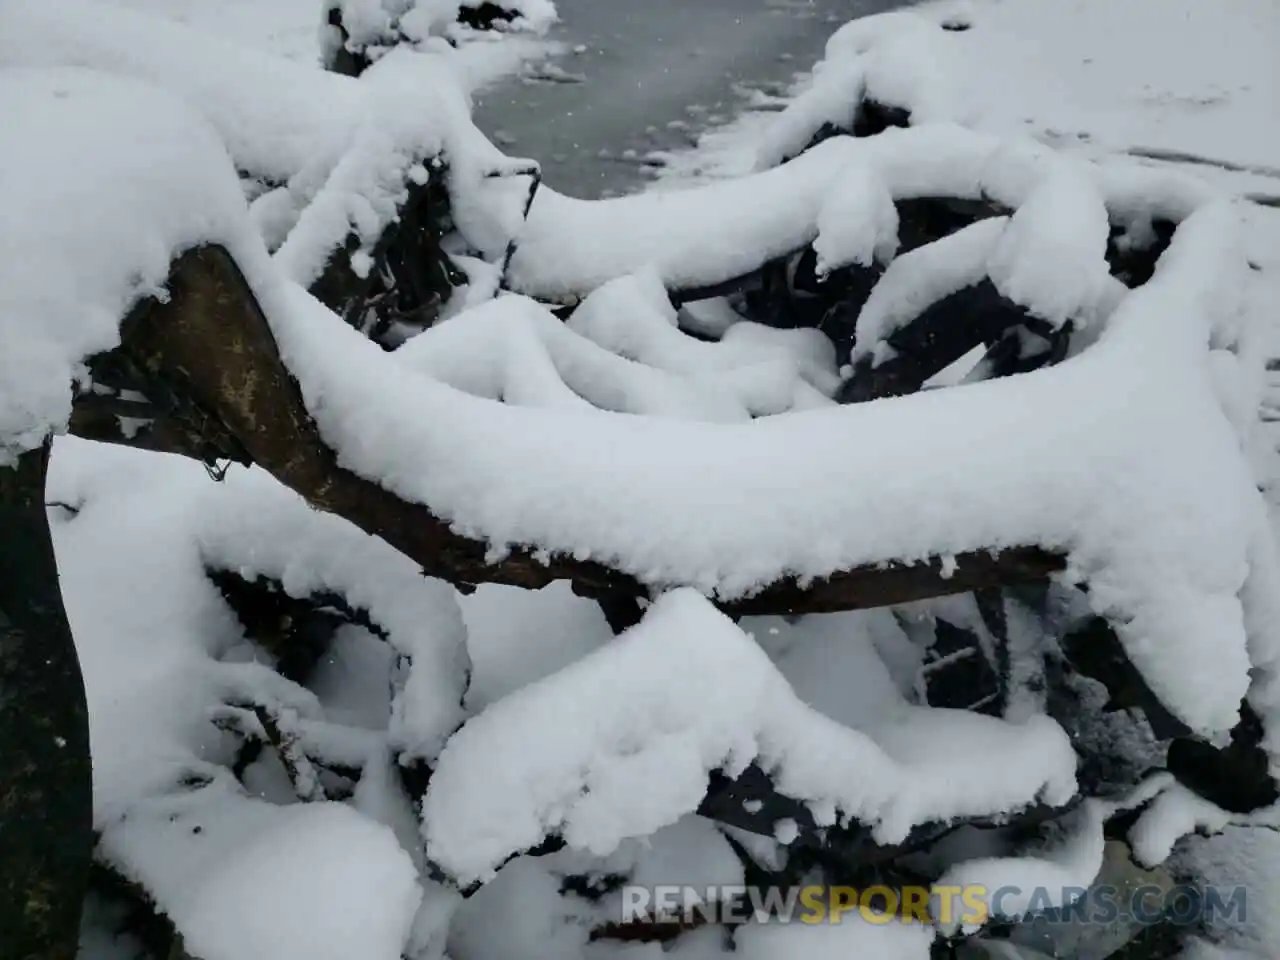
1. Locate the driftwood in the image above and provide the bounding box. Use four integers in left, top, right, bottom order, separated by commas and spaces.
0, 443, 93, 960
72, 244, 1069, 622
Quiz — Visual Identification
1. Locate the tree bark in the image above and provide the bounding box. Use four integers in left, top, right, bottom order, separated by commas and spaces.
0, 443, 93, 960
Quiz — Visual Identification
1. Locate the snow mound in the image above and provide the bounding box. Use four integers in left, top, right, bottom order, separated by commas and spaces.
0, 0, 361, 185
0, 0, 526, 286
48, 436, 473, 957
273, 47, 516, 289
50, 437, 469, 812
331, 0, 558, 46
421, 590, 1077, 885
1128, 780, 1280, 868
754, 10, 965, 171
505, 124, 1188, 307
4, 63, 1266, 751
812, 164, 900, 276
102, 781, 421, 960
0, 67, 255, 464
932, 800, 1106, 935
396, 284, 835, 421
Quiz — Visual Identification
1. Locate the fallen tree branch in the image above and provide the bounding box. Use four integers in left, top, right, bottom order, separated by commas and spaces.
78, 245, 1067, 617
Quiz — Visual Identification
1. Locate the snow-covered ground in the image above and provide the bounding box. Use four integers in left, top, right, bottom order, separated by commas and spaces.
3, 1, 1280, 959
650, 0, 1280, 199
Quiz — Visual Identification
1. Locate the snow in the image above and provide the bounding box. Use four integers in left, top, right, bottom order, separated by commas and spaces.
544, 813, 745, 926
651, 0, 1278, 212
1126, 777, 1280, 871
0, 67, 255, 463
5, 1, 1279, 956
52, 437, 468, 776
458, 581, 613, 712
812, 165, 899, 276
46, 437, 471, 958
734, 915, 934, 960
272, 47, 514, 289
260, 197, 1267, 738
448, 856, 592, 960
753, 10, 965, 171
0, 0, 362, 185
929, 0, 1280, 176
564, 271, 839, 399
1129, 783, 1236, 868
1180, 826, 1280, 953
849, 161, 1119, 366
471, 0, 558, 33
92, 0, 338, 63
0, 0, 538, 290
984, 162, 1114, 329
506, 136, 866, 300
422, 590, 1077, 885
505, 122, 1204, 305
191, 465, 471, 764
102, 780, 422, 960
931, 800, 1106, 935
394, 287, 835, 422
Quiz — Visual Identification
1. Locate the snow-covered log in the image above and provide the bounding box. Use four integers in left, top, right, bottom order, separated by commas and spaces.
91, 244, 1064, 616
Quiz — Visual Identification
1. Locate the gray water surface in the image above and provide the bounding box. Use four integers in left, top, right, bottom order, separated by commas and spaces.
472, 0, 911, 198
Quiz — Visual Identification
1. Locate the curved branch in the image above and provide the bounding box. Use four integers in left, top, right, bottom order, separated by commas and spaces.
84, 245, 1066, 617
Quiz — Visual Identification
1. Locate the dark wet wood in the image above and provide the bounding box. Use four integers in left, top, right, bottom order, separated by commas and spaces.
0, 443, 93, 960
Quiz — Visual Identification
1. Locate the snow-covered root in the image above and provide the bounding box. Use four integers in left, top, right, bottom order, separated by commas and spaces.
395, 276, 837, 421
1128, 780, 1280, 869
503, 123, 1215, 308
46, 437, 470, 958
752, 9, 968, 171
930, 799, 1107, 937
421, 590, 1079, 887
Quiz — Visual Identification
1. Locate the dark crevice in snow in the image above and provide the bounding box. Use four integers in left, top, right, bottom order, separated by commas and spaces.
837, 279, 1039, 402
457, 2, 519, 31
209, 569, 388, 684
